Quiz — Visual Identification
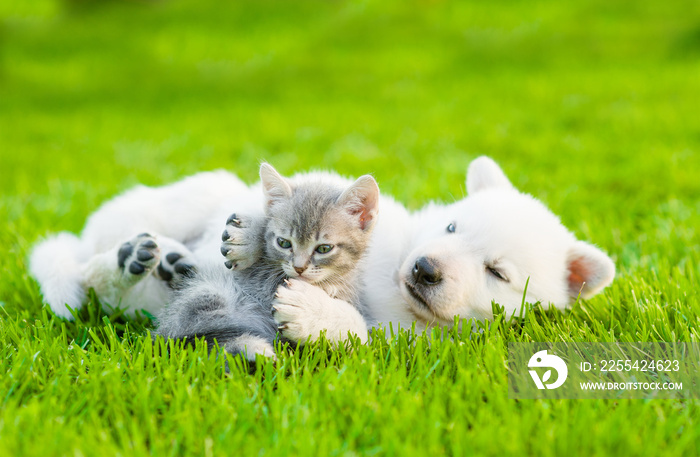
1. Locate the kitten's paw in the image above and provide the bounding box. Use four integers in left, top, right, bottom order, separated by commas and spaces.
227, 334, 277, 362
220, 213, 258, 271
155, 250, 197, 287
117, 233, 160, 282
272, 279, 334, 342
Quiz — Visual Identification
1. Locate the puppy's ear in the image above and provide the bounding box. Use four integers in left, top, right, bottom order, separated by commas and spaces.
566, 241, 615, 299
466, 156, 514, 194
337, 175, 380, 231
260, 163, 292, 210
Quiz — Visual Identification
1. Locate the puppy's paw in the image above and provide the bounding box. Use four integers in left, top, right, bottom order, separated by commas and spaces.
118, 233, 160, 282
220, 213, 258, 271
155, 250, 196, 287
272, 279, 333, 343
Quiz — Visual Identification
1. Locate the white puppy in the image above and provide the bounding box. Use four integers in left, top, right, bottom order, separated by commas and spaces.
29, 171, 254, 318
29, 157, 614, 343
271, 157, 615, 342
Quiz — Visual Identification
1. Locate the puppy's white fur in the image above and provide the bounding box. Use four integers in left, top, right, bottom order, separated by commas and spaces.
272, 157, 615, 340
30, 171, 250, 318
30, 158, 614, 341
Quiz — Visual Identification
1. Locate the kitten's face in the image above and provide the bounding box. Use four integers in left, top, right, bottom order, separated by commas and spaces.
258, 164, 380, 297
265, 208, 359, 286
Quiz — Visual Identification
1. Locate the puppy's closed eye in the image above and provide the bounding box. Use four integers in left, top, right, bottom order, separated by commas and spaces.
486, 265, 508, 282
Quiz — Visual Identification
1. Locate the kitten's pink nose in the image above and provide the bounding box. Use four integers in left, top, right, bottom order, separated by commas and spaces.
294, 266, 306, 275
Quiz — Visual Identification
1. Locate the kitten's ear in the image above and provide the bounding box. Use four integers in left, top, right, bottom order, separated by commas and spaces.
566, 241, 616, 299
337, 175, 380, 231
466, 156, 514, 194
260, 163, 292, 210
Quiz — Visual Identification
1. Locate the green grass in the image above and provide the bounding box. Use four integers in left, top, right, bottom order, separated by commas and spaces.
2, 0, 700, 455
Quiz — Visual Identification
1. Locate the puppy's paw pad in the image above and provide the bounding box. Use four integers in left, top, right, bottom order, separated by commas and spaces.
119, 234, 160, 279
156, 250, 196, 286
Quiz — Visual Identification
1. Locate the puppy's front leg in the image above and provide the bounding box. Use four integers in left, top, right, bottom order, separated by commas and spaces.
272, 279, 369, 344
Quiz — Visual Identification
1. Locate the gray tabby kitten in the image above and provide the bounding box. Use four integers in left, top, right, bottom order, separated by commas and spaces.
154, 163, 379, 362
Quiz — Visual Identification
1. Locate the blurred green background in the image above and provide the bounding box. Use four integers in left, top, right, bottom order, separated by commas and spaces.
2, 0, 700, 455
3, 0, 699, 215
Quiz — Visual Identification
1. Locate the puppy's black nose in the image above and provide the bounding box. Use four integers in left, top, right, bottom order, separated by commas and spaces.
412, 257, 441, 286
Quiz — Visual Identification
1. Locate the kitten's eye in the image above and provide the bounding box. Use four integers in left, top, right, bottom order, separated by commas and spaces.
277, 237, 292, 249
446, 223, 456, 234
315, 244, 334, 254
486, 266, 508, 282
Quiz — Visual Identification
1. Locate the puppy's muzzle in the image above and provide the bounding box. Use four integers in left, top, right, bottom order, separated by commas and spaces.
412, 257, 442, 286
